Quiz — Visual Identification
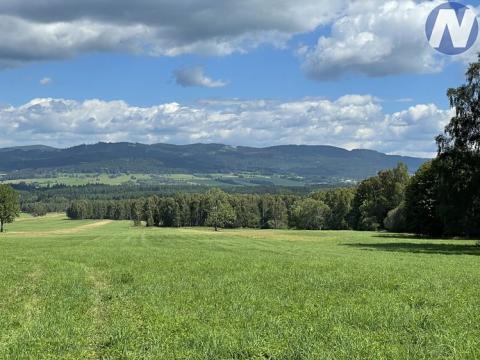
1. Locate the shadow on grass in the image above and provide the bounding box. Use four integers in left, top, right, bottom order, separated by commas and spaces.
373, 233, 437, 240
346, 242, 480, 256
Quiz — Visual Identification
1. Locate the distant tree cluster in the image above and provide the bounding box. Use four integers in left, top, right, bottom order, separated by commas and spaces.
23, 203, 48, 217
17, 183, 320, 216
67, 189, 299, 230
66, 179, 411, 232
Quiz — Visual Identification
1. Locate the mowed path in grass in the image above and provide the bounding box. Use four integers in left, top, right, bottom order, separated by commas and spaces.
0, 217, 479, 359
4, 213, 109, 234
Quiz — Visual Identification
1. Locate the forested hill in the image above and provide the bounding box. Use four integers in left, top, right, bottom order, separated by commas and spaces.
0, 142, 427, 180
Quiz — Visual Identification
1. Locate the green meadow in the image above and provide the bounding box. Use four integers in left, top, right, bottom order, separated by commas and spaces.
1, 172, 308, 188
1, 173, 153, 187
0, 216, 479, 359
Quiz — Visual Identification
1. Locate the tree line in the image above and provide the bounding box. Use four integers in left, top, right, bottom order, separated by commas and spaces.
0, 162, 442, 234
351, 56, 480, 237
66, 168, 410, 232
63, 147, 478, 236
402, 56, 480, 237
16, 183, 324, 215
67, 189, 299, 230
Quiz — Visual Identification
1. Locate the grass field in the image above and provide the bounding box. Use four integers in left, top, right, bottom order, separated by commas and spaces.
0, 172, 309, 187
1, 173, 153, 187
0, 216, 479, 359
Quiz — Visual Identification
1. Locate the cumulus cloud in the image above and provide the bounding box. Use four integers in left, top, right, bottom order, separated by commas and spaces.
299, 0, 478, 79
0, 0, 475, 77
0, 0, 345, 68
174, 67, 228, 88
0, 96, 452, 157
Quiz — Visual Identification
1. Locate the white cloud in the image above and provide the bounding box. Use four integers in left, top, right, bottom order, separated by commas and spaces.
299, 0, 473, 79
0, 0, 475, 77
174, 67, 228, 88
380, 103, 453, 157
0, 96, 452, 157
39, 77, 52, 85
0, 0, 345, 68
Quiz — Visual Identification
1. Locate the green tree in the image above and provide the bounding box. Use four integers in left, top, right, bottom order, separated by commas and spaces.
0, 185, 20, 233
143, 196, 158, 227
131, 200, 143, 226
66, 200, 90, 220
26, 202, 48, 217
158, 197, 180, 227
175, 194, 192, 227
231, 195, 261, 228
350, 176, 382, 231
384, 202, 407, 233
312, 188, 354, 230
404, 161, 442, 236
402, 56, 480, 237
205, 189, 235, 231
260, 195, 288, 229
350, 163, 409, 230
292, 198, 330, 230
189, 194, 204, 226
437, 55, 480, 154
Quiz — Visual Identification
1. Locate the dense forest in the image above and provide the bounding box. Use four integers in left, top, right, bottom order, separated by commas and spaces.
15, 183, 329, 216
0, 143, 425, 183
65, 164, 409, 232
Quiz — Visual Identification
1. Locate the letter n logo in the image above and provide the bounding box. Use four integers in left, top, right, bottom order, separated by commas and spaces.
426, 2, 479, 55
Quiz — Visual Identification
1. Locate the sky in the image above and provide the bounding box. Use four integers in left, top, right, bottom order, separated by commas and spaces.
0, 0, 479, 157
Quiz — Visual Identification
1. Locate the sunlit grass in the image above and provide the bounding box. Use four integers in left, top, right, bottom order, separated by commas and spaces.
0, 217, 479, 359
1, 172, 307, 187
4, 213, 95, 232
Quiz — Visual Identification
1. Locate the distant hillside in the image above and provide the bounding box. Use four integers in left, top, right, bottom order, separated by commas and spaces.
0, 142, 427, 182
0, 145, 57, 152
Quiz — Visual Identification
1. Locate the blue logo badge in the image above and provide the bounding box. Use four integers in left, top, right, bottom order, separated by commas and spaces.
426, 2, 478, 55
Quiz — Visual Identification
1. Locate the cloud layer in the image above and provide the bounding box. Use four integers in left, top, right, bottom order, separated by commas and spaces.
0, 0, 475, 78
0, 0, 344, 68
0, 96, 452, 157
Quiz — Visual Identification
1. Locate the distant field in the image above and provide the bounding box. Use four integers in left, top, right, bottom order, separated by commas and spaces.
8, 213, 97, 232
1, 173, 153, 186
0, 172, 310, 187
0, 217, 479, 359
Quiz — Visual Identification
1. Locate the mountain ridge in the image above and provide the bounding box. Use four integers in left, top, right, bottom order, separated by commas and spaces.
0, 142, 428, 182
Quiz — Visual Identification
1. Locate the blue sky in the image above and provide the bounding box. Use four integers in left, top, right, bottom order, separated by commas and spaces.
0, 0, 479, 157
0, 45, 468, 112
0, 27, 472, 112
